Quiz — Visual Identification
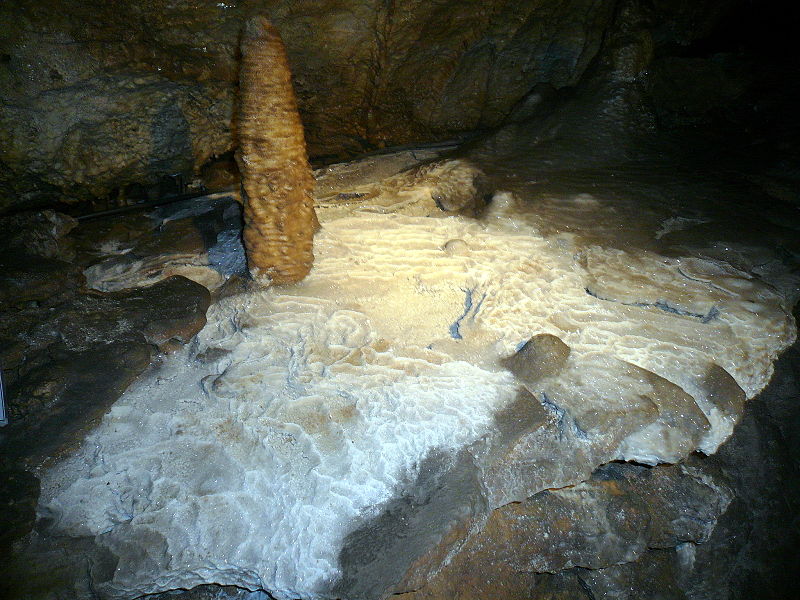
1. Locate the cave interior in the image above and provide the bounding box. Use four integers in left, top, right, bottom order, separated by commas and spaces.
1, 1, 799, 599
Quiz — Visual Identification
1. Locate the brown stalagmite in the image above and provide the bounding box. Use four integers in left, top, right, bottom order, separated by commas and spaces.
236, 16, 319, 284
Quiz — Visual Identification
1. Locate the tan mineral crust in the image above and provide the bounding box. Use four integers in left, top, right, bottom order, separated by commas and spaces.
236, 16, 319, 284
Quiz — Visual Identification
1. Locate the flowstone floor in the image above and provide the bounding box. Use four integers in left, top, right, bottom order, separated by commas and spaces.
30, 149, 800, 599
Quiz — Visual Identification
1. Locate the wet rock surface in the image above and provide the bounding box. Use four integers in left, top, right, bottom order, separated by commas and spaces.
2, 274, 210, 434
0, 0, 737, 210
394, 333, 800, 599
0, 467, 40, 554
0, 209, 215, 574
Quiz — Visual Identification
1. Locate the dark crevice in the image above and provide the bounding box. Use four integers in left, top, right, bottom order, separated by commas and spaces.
585, 286, 720, 321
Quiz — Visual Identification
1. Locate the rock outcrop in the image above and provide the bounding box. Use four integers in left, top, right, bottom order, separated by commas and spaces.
0, 0, 734, 211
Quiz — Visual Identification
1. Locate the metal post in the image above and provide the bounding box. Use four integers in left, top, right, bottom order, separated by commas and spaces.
0, 368, 7, 426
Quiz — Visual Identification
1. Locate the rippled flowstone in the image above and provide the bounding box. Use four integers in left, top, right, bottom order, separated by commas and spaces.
14, 147, 796, 600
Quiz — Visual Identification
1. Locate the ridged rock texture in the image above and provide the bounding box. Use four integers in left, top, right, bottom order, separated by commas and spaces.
236, 16, 318, 284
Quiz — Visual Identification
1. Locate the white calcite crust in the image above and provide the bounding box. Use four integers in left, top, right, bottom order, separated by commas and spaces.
38, 163, 797, 599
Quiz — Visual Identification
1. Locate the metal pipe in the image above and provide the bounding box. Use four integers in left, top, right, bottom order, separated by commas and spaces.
75, 188, 237, 221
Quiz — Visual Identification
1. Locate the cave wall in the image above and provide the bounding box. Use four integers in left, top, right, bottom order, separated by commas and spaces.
0, 0, 732, 211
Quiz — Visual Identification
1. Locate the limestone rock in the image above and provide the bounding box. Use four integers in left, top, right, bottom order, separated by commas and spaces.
0, 210, 78, 259
526, 572, 595, 600
0, 275, 211, 466
44, 275, 211, 351
72, 193, 242, 293
501, 333, 571, 384
676, 332, 800, 600
314, 157, 490, 221
0, 0, 739, 210
7, 109, 797, 599
1, 0, 713, 209
577, 549, 689, 600
0, 71, 232, 209
24, 190, 793, 599
3, 342, 154, 465
81, 213, 228, 292
145, 586, 270, 600
499, 334, 710, 468
398, 463, 730, 598
0, 253, 84, 309
0, 468, 40, 551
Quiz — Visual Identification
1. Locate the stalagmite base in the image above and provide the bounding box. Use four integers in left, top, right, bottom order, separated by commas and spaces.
237, 16, 319, 284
